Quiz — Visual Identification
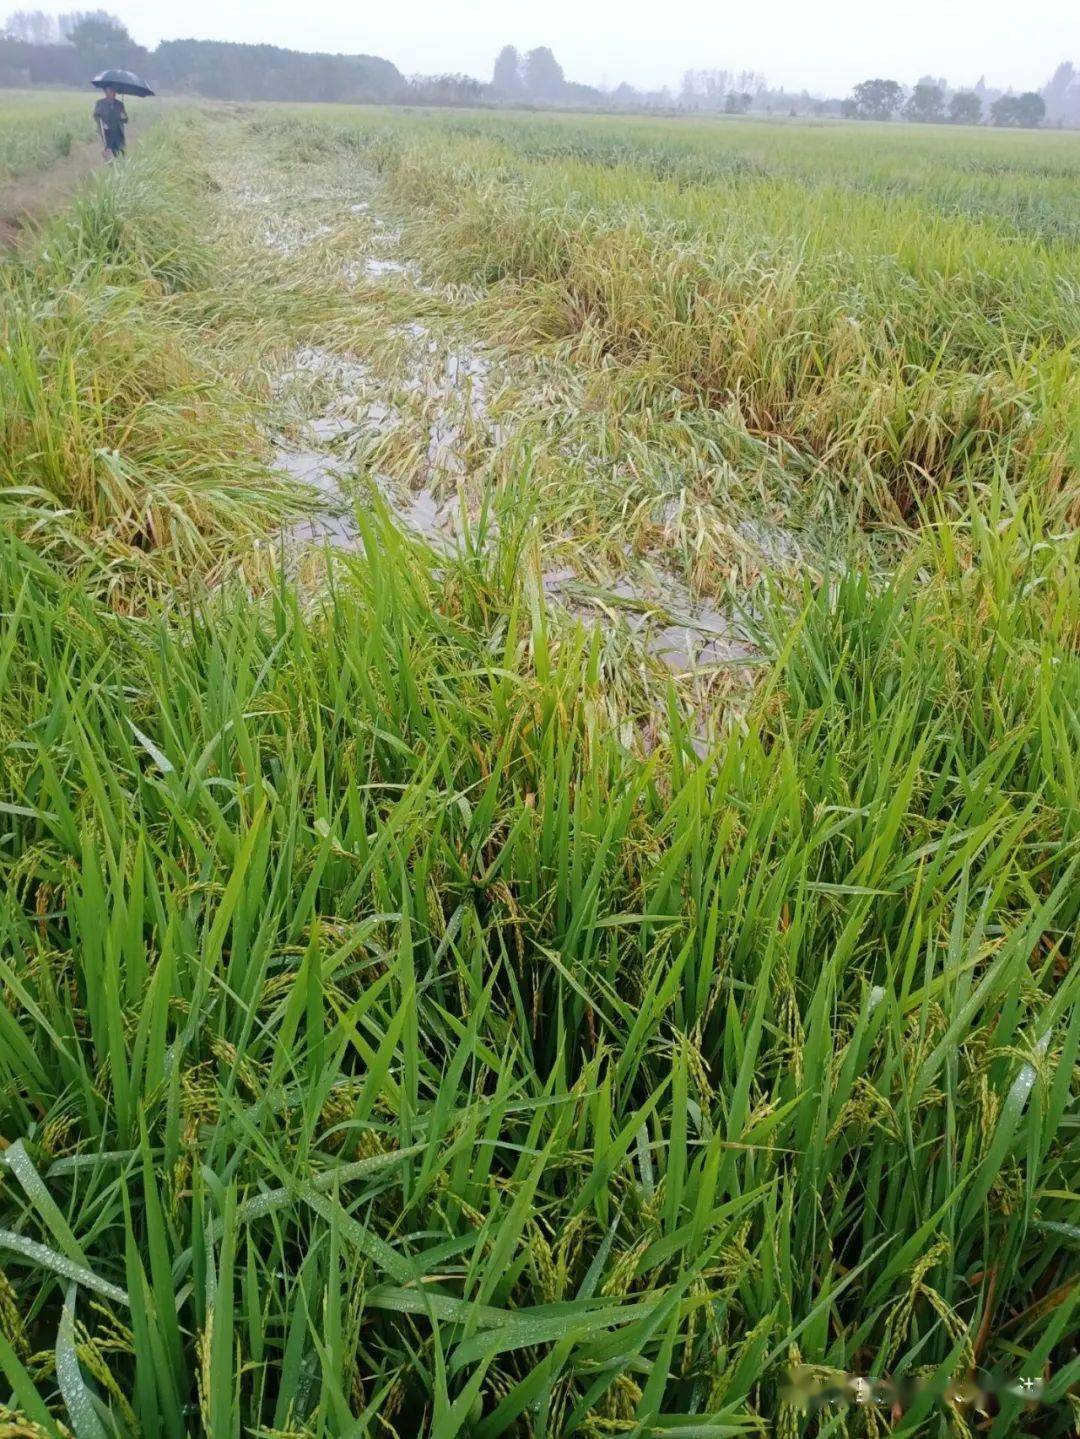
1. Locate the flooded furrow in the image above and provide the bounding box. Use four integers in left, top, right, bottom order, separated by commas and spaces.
222, 144, 768, 682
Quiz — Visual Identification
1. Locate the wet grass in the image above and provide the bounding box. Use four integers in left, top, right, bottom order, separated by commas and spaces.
0, 110, 1077, 1438
0, 90, 93, 178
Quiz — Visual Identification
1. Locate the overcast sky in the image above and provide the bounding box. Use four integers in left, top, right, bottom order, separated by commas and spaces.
109, 0, 1076, 95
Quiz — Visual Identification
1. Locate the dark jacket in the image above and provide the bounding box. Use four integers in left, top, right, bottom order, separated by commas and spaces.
93, 96, 128, 138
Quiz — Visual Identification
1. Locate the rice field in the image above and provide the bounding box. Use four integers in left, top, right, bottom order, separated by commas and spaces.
0, 90, 93, 177
0, 104, 1077, 1438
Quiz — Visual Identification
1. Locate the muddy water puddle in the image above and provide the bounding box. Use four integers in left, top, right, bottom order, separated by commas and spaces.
272, 346, 373, 404
271, 426, 458, 553
343, 256, 420, 286
270, 347, 758, 675
545, 572, 758, 673
272, 416, 755, 677
272, 444, 355, 549
236, 150, 763, 685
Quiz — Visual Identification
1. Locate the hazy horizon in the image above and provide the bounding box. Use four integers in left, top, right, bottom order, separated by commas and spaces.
86, 0, 1076, 95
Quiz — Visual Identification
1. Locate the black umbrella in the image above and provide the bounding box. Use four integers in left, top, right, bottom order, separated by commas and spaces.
91, 68, 154, 98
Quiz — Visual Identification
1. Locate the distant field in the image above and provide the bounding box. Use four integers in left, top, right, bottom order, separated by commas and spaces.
282, 102, 1080, 241
0, 88, 94, 177
0, 107, 1077, 1437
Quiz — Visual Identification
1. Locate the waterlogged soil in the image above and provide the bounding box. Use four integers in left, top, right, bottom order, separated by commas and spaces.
217, 138, 770, 684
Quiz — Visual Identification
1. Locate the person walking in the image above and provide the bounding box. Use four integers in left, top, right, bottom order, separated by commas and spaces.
93, 86, 129, 159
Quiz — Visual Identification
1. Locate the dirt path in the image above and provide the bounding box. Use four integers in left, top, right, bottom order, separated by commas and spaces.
0, 138, 105, 247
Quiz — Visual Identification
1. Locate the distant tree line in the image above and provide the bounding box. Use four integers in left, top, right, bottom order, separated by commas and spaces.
843, 76, 1051, 127
0, 10, 402, 101
489, 45, 616, 108
1, 9, 1078, 127
152, 39, 400, 103
680, 69, 764, 109
0, 8, 143, 84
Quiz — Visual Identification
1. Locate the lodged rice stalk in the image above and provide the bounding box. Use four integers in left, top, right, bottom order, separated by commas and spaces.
0, 131, 309, 600
256, 108, 1080, 525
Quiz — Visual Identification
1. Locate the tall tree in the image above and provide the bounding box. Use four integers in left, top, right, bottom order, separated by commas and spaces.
904, 81, 945, 122
1015, 91, 1047, 126
491, 44, 521, 96
948, 90, 982, 124
58, 9, 122, 40
611, 81, 641, 107
991, 91, 1046, 127
66, 12, 146, 71
2, 9, 57, 42
1041, 62, 1078, 125
850, 78, 904, 120
523, 46, 564, 100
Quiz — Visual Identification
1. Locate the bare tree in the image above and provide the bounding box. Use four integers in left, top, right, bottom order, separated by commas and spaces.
407, 72, 485, 106
680, 69, 733, 109
735, 69, 766, 95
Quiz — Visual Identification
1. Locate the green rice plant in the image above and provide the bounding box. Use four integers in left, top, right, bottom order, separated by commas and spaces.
269, 104, 1080, 243
0, 106, 1076, 1438
0, 91, 92, 178
1, 477, 1077, 1434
